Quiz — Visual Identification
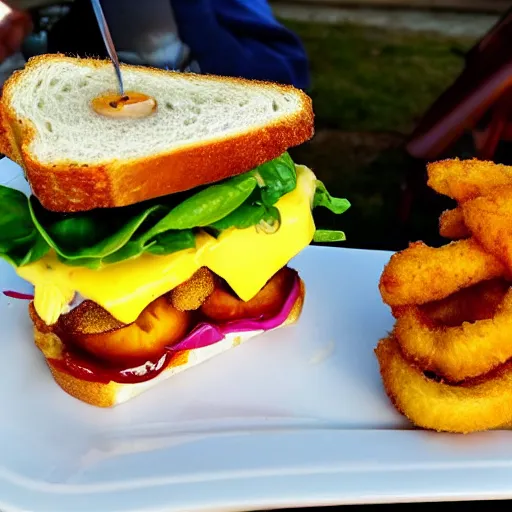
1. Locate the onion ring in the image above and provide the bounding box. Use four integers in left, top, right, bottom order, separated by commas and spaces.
462, 186, 512, 272
418, 278, 509, 326
170, 267, 215, 311
427, 158, 512, 202
439, 207, 469, 240
393, 282, 512, 382
379, 238, 505, 307
375, 336, 512, 433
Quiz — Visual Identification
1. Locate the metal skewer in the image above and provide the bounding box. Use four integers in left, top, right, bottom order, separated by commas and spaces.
90, 0, 124, 95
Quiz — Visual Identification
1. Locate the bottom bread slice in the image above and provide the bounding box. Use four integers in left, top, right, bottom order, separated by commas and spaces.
33, 279, 305, 408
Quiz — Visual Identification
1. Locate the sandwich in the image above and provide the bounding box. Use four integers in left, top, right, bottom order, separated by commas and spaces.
0, 55, 350, 407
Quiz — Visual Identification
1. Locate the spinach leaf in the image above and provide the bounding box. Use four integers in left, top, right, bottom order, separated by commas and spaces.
142, 173, 258, 239
210, 203, 267, 230
312, 181, 350, 244
100, 240, 152, 265
146, 230, 196, 255
313, 230, 346, 243
0, 232, 34, 253
29, 197, 166, 260
56, 230, 195, 267
313, 180, 351, 214
101, 229, 196, 263
210, 154, 298, 231
0, 152, 352, 269
18, 232, 51, 266
253, 152, 296, 206
0, 186, 34, 241
55, 255, 103, 269
0, 186, 50, 266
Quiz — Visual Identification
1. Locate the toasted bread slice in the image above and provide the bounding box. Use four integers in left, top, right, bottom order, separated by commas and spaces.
0, 54, 314, 212
32, 279, 305, 408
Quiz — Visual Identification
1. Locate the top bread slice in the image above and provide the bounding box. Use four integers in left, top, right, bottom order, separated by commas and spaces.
0, 54, 314, 212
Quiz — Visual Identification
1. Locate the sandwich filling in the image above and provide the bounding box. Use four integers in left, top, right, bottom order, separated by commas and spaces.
29, 267, 303, 384
18, 163, 319, 325
1, 153, 349, 384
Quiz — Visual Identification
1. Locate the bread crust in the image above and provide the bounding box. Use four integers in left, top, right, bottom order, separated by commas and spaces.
32, 279, 305, 407
0, 54, 314, 212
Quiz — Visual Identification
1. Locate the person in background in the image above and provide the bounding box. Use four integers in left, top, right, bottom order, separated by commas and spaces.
0, 0, 310, 89
0, 1, 31, 64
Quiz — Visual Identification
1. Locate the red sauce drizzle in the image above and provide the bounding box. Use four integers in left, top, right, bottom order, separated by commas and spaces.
48, 348, 189, 385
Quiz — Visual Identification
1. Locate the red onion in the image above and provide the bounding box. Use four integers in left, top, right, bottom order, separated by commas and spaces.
166, 275, 301, 351
3, 290, 34, 300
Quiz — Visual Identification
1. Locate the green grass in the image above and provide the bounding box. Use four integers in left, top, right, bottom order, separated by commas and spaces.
280, 19, 476, 250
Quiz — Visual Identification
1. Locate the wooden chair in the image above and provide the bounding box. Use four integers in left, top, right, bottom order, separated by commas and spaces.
402, 8, 512, 226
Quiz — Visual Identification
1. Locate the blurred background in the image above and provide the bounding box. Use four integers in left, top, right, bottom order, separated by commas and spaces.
1, 0, 511, 252
272, 0, 510, 253
276, 0, 511, 252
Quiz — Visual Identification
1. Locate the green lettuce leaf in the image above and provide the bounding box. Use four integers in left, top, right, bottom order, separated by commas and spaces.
253, 151, 297, 206
210, 202, 268, 231
313, 180, 351, 214
313, 229, 346, 243
209, 153, 296, 231
142, 173, 258, 239
16, 154, 296, 267
30, 198, 166, 261
0, 185, 50, 266
311, 180, 350, 244
0, 153, 351, 269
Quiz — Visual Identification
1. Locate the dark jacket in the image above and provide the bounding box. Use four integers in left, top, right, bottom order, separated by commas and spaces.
47, 0, 310, 89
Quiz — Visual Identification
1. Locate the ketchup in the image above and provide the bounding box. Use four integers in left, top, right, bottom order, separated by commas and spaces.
47, 348, 189, 385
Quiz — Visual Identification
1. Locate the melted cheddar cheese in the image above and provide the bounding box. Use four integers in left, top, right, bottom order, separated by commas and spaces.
17, 165, 317, 325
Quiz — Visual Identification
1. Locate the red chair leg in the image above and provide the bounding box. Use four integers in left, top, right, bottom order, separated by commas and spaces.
473, 92, 512, 161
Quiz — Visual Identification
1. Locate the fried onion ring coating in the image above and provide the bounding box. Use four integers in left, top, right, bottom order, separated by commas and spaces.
377, 158, 512, 433
418, 278, 509, 326
427, 158, 512, 202
375, 336, 512, 433
170, 267, 215, 311
379, 239, 505, 307
439, 207, 469, 240
462, 186, 512, 272
393, 282, 512, 382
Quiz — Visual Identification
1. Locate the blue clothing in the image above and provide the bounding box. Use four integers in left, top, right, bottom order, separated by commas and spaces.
47, 0, 311, 90
171, 0, 311, 89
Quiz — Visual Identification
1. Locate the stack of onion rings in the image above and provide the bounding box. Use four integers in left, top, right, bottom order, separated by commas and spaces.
376, 158, 512, 433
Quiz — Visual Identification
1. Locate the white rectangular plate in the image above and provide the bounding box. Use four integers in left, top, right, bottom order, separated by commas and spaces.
2, 158, 512, 512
